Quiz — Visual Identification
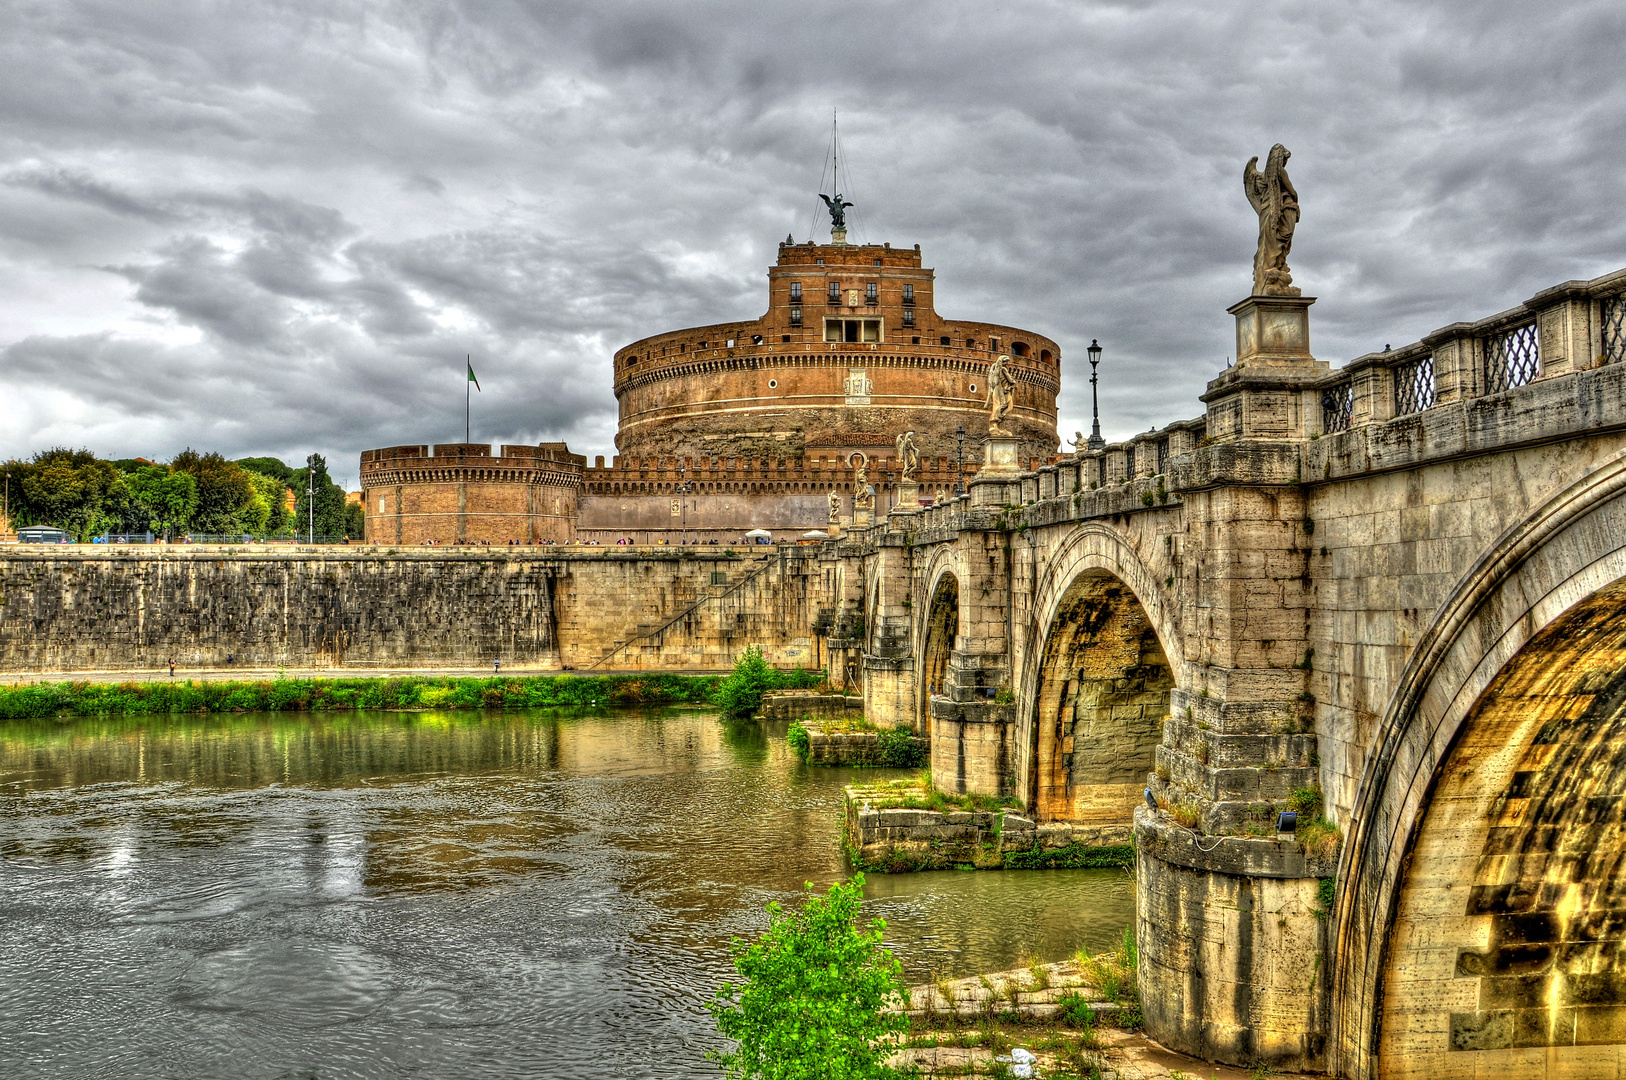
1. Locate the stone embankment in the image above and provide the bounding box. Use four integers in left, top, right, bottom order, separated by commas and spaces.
889, 961, 1266, 1079
844, 780, 1134, 872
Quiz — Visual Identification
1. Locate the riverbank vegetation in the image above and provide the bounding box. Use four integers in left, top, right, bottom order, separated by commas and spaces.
786, 719, 930, 769
709, 875, 908, 1080
0, 657, 834, 722
0, 672, 730, 720
712, 646, 824, 719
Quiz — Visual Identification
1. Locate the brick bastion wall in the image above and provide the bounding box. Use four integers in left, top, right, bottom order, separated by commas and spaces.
0, 546, 838, 673
361, 442, 586, 545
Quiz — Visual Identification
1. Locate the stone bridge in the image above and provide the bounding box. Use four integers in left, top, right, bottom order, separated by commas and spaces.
818, 266, 1626, 1078
5, 267, 1625, 1078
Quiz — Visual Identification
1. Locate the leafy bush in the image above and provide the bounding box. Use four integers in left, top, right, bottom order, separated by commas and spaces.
876, 726, 927, 768
787, 721, 811, 763
1056, 991, 1097, 1030
710, 647, 824, 720
708, 875, 907, 1080
713, 647, 780, 720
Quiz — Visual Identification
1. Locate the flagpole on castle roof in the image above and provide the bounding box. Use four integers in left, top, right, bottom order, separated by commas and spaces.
466, 355, 470, 445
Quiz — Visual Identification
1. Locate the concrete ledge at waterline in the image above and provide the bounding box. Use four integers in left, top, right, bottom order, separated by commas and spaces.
757, 690, 862, 722
844, 782, 1134, 872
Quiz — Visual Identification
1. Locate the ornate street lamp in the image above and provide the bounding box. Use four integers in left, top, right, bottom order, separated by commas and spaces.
1087, 339, 1106, 452
955, 425, 966, 496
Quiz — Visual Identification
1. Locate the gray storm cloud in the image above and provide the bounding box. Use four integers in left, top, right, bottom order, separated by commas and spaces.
1, 0, 1623, 468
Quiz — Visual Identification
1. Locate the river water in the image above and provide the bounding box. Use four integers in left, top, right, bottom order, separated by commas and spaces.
0, 707, 1133, 1078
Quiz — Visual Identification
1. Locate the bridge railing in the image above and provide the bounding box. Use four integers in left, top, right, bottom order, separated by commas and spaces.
1302, 267, 1626, 437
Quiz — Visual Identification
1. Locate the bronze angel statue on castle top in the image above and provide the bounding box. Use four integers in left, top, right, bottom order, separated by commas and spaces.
820, 193, 853, 232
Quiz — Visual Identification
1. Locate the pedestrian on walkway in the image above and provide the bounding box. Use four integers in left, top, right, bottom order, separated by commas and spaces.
493, 656, 501, 674
168, 657, 175, 678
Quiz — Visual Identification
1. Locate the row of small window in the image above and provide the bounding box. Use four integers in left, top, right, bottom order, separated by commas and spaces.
792, 308, 913, 326
787, 283, 914, 304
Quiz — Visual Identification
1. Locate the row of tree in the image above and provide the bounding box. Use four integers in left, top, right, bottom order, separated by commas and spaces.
2, 449, 362, 540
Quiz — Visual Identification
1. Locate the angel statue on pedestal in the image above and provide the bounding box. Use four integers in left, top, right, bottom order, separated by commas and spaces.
986, 355, 1016, 435
1243, 144, 1300, 296
894, 431, 920, 482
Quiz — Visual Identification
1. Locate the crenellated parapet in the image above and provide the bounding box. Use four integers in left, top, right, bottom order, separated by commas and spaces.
359, 442, 586, 545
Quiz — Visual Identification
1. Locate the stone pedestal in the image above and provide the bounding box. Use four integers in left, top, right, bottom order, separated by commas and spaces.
894, 481, 919, 509
852, 506, 873, 529
1229, 294, 1316, 367
831, 228, 847, 246
979, 435, 1021, 476
1204, 295, 1330, 442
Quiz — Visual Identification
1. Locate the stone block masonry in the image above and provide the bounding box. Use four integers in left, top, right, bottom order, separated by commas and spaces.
0, 546, 839, 674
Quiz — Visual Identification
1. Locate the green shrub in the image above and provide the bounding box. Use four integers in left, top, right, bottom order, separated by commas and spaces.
708, 875, 907, 1079
876, 726, 927, 768
712, 647, 779, 720
1056, 991, 1096, 1029
787, 721, 811, 763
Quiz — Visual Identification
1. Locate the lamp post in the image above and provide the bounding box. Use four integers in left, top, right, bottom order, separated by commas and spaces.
307, 465, 315, 544
678, 468, 692, 545
1087, 339, 1106, 452
955, 425, 966, 496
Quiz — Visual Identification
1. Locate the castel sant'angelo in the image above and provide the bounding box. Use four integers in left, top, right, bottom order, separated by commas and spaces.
360, 200, 1062, 543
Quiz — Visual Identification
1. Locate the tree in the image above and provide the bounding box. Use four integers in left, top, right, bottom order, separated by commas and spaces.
241, 468, 290, 536
171, 449, 255, 534
344, 499, 365, 540
124, 465, 198, 536
709, 876, 907, 1080
234, 456, 295, 484
289, 453, 348, 539
10, 448, 124, 539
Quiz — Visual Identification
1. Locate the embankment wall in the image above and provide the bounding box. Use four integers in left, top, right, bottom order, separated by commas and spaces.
0, 546, 837, 673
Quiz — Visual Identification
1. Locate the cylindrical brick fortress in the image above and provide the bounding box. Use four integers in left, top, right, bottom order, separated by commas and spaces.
612, 240, 1061, 463
361, 443, 584, 545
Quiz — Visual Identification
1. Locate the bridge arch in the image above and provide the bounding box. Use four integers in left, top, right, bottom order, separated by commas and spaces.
915, 544, 969, 735
1020, 523, 1186, 821
1333, 451, 1626, 1080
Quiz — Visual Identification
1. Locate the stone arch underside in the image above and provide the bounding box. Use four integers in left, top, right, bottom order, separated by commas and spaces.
1333, 451, 1626, 1080
1031, 569, 1172, 824
1377, 577, 1626, 1078
919, 572, 959, 738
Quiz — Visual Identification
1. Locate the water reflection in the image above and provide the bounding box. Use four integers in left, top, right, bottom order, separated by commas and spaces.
0, 708, 1132, 1079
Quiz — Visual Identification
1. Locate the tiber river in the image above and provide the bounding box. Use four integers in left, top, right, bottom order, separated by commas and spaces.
0, 707, 1134, 1078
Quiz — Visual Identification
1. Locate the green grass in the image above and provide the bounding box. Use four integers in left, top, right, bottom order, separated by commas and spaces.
1001, 843, 1135, 870
0, 672, 729, 720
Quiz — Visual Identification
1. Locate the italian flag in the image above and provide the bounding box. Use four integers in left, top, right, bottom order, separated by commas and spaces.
467, 359, 481, 391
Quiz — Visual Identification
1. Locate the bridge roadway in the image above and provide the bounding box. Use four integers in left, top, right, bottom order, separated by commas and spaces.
5, 267, 1626, 1078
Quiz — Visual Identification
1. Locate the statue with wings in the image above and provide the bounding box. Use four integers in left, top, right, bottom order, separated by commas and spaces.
820, 192, 853, 232
894, 431, 920, 482
986, 354, 1016, 435
1243, 144, 1300, 296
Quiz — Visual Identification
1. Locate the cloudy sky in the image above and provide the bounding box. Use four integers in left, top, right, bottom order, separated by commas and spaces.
3, 0, 1624, 478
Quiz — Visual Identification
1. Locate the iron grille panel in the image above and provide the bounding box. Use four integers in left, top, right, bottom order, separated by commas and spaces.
1156, 438, 1168, 475
1124, 445, 1135, 477
1393, 356, 1436, 416
1321, 382, 1354, 434
1483, 322, 1540, 393
1603, 296, 1626, 366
